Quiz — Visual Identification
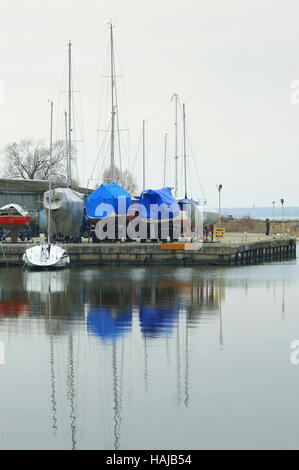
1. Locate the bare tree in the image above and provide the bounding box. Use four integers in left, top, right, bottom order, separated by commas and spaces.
102, 165, 138, 194
3, 139, 76, 182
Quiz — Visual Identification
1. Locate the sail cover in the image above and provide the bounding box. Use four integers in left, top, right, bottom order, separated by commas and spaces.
138, 187, 179, 220
85, 182, 131, 219
43, 187, 84, 238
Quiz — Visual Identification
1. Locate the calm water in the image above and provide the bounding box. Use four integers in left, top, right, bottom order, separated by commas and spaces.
0, 260, 299, 450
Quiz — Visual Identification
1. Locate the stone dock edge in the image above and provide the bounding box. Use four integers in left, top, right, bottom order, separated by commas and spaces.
0, 237, 296, 266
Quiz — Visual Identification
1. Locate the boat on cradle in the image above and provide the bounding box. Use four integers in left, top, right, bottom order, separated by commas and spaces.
137, 187, 181, 241
83, 182, 132, 242
202, 208, 218, 226
23, 102, 70, 269
170, 97, 218, 230
0, 204, 30, 242
178, 198, 218, 227
43, 187, 84, 242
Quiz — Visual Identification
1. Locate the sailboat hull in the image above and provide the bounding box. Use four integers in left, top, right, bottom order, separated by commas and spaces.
203, 209, 218, 226
23, 244, 70, 269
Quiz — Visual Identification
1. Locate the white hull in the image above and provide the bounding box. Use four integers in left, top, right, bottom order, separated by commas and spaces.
23, 243, 70, 269
203, 209, 218, 226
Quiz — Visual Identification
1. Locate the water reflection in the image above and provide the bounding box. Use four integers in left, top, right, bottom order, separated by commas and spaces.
66, 335, 77, 450
0, 265, 294, 449
139, 306, 179, 338
84, 277, 222, 341
0, 269, 30, 316
87, 307, 132, 342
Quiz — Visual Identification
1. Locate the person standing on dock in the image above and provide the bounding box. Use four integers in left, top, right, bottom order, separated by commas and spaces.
265, 218, 270, 236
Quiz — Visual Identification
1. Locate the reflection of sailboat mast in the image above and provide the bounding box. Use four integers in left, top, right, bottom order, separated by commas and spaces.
219, 280, 223, 348
67, 335, 77, 450
48, 287, 58, 436
176, 310, 182, 406
50, 343, 58, 435
184, 307, 189, 408
143, 335, 149, 391
112, 339, 121, 450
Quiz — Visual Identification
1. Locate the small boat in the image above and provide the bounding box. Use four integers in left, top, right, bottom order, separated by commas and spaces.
44, 187, 84, 242
23, 102, 70, 269
0, 204, 30, 242
23, 243, 70, 269
43, 43, 85, 243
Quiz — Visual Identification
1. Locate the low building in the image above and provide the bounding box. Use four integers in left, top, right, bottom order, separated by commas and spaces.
0, 178, 90, 232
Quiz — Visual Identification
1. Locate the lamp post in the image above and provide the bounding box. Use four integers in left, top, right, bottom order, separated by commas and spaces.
217, 185, 222, 228
280, 198, 284, 235
272, 201, 275, 223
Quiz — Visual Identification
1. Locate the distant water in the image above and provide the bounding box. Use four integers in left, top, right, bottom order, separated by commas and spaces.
222, 207, 299, 220
0, 262, 299, 449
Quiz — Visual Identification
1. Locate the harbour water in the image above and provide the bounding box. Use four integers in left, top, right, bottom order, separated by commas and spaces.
0, 260, 299, 450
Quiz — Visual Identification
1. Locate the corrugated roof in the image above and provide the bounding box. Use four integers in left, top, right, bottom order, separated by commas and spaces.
0, 178, 91, 194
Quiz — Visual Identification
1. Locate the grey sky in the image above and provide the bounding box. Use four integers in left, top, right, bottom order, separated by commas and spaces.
0, 0, 299, 207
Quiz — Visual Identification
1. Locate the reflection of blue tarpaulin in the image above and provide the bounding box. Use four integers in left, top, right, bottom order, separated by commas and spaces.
138, 187, 179, 220
139, 306, 179, 337
87, 307, 132, 341
85, 183, 132, 219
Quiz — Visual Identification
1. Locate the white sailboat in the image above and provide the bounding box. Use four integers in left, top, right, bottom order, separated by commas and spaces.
23, 101, 70, 269
43, 42, 85, 243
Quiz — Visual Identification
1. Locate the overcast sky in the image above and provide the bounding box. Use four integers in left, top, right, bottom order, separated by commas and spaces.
1, 0, 299, 208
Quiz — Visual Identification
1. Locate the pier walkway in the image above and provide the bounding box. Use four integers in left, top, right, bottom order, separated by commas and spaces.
0, 233, 296, 266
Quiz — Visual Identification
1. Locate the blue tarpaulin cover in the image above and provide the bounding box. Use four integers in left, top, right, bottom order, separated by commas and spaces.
85, 182, 132, 219
178, 198, 198, 209
138, 187, 179, 220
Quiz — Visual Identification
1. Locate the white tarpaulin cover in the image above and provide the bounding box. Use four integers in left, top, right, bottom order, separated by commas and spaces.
44, 188, 84, 239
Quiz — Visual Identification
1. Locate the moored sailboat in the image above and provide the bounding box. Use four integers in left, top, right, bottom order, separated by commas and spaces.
43, 42, 85, 242
23, 102, 70, 269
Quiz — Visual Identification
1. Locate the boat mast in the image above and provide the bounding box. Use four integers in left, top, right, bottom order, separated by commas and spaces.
109, 21, 116, 183
142, 119, 146, 191
183, 103, 187, 199
68, 41, 72, 188
163, 133, 168, 187
171, 94, 179, 197
65, 111, 69, 182
48, 101, 53, 244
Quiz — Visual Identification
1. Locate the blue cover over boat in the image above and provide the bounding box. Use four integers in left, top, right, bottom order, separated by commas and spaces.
87, 307, 132, 342
138, 187, 179, 220
85, 182, 132, 219
178, 197, 198, 209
